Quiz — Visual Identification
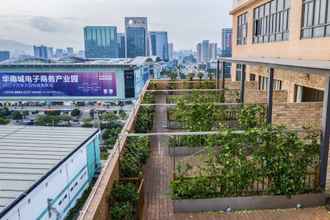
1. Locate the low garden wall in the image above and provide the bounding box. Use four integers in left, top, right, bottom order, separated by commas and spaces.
273, 102, 323, 130
174, 193, 326, 213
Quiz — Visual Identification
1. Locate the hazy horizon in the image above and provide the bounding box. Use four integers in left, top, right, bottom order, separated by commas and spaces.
0, 0, 232, 51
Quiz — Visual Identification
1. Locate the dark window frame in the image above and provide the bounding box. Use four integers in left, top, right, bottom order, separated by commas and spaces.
253, 0, 290, 43
237, 13, 248, 45
301, 0, 330, 38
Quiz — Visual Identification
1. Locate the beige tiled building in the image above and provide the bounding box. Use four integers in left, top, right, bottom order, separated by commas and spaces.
231, 0, 330, 103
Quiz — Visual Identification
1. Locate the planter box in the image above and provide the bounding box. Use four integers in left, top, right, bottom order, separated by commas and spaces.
168, 147, 204, 157
173, 193, 326, 213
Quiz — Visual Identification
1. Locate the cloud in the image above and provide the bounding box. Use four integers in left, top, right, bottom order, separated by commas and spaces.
29, 16, 65, 33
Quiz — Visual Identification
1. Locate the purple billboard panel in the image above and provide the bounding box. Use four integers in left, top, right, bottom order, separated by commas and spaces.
0, 72, 117, 97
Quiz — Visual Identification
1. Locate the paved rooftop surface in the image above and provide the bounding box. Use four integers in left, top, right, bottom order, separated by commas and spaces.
142, 94, 330, 220
0, 126, 97, 213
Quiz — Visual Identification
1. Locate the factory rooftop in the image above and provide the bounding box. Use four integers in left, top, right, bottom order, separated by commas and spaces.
0, 126, 98, 215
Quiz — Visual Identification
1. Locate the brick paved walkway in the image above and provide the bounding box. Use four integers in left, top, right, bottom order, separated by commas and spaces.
142, 94, 330, 220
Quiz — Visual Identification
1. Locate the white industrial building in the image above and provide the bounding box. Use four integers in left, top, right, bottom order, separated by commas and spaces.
0, 126, 101, 220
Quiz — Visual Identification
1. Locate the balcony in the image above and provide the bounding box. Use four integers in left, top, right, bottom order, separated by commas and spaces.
78, 78, 329, 220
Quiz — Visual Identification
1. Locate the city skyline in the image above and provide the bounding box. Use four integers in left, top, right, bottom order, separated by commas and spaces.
0, 0, 232, 51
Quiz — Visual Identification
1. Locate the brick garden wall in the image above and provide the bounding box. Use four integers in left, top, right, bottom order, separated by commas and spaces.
272, 102, 323, 130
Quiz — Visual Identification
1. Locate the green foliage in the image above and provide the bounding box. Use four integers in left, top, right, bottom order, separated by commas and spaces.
35, 115, 62, 126
0, 107, 11, 118
101, 112, 119, 122
171, 126, 320, 199
45, 110, 61, 116
207, 73, 214, 80
239, 105, 266, 129
142, 93, 155, 104
71, 108, 81, 117
102, 127, 122, 148
197, 72, 204, 80
109, 182, 139, 220
135, 106, 154, 133
120, 137, 150, 178
175, 92, 218, 131
110, 182, 139, 204
168, 71, 178, 81
11, 111, 23, 120
187, 72, 195, 81
119, 110, 127, 120
82, 118, 94, 128
110, 202, 134, 220
0, 117, 10, 125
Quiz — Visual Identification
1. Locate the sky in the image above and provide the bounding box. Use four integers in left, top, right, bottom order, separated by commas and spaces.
0, 0, 232, 51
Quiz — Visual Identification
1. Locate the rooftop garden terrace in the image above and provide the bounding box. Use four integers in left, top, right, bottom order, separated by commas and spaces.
77, 79, 328, 220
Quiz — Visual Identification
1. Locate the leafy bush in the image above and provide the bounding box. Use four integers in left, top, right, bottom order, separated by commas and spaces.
110, 202, 134, 220
71, 108, 81, 117
135, 106, 154, 133
109, 183, 139, 220
171, 126, 320, 199
239, 105, 266, 129
120, 137, 150, 178
0, 117, 10, 125
11, 111, 23, 120
110, 182, 139, 203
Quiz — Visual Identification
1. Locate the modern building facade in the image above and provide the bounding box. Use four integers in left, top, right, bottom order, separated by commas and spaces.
0, 56, 160, 101
0, 51, 10, 62
0, 126, 101, 220
201, 40, 210, 63
230, 0, 330, 103
117, 33, 126, 58
125, 17, 148, 58
221, 28, 232, 57
168, 43, 174, 61
209, 43, 218, 60
84, 26, 118, 59
196, 43, 202, 63
149, 31, 169, 61
33, 45, 50, 59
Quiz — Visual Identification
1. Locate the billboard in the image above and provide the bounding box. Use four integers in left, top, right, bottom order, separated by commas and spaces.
0, 72, 117, 97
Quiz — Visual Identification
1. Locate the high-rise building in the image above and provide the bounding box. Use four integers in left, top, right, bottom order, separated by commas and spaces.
168, 43, 174, 61
33, 45, 49, 59
125, 17, 148, 58
47, 47, 54, 58
209, 43, 218, 60
196, 43, 202, 63
117, 33, 126, 58
67, 47, 74, 56
0, 51, 10, 62
221, 28, 232, 57
84, 26, 118, 58
149, 31, 169, 61
55, 49, 64, 58
201, 40, 210, 63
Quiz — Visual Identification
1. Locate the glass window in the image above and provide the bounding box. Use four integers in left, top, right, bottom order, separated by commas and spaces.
237, 13, 248, 45
253, 0, 290, 43
301, 0, 330, 38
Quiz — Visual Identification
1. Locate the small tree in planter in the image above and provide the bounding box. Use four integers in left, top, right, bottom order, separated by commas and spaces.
207, 72, 214, 80
168, 71, 178, 81
197, 72, 204, 81
187, 72, 195, 81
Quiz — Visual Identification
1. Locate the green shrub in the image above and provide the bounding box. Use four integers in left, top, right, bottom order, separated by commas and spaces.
135, 106, 154, 133
171, 126, 320, 199
0, 117, 10, 125
120, 137, 150, 178
110, 202, 134, 220
109, 182, 139, 220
